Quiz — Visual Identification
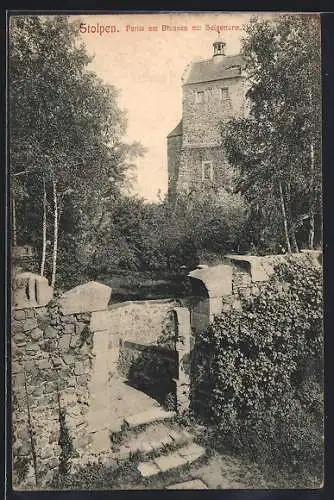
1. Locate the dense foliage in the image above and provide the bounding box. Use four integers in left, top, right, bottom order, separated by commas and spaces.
195, 256, 323, 484
11, 15, 322, 291
223, 14, 322, 254
10, 16, 145, 287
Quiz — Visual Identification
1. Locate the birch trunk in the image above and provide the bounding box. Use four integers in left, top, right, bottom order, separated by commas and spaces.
40, 176, 47, 276
291, 230, 299, 253
279, 181, 292, 253
51, 177, 58, 288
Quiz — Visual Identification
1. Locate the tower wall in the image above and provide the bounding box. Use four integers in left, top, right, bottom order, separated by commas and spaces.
167, 134, 182, 205
182, 76, 245, 148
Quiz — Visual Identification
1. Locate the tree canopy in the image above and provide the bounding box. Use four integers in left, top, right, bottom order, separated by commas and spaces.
223, 14, 321, 254
10, 16, 145, 285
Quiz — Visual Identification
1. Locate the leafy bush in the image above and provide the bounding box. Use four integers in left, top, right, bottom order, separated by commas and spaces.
195, 256, 323, 484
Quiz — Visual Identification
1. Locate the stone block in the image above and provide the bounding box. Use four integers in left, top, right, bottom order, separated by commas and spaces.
166, 479, 208, 489
44, 326, 58, 339
38, 359, 52, 370
58, 334, 71, 352
178, 443, 205, 460
25, 309, 36, 319
13, 272, 53, 309
226, 254, 270, 282
17, 442, 32, 456
14, 372, 25, 386
76, 312, 91, 322
188, 264, 233, 298
75, 322, 86, 335
124, 408, 176, 429
25, 342, 39, 352
87, 410, 111, 433
64, 323, 75, 334
35, 276, 54, 306
12, 320, 24, 334
90, 310, 113, 332
138, 461, 160, 478
139, 442, 153, 454
52, 356, 63, 367
58, 282, 112, 315
74, 361, 85, 376
77, 374, 89, 386
23, 318, 38, 332
11, 361, 22, 374
23, 360, 35, 370
62, 353, 75, 366
13, 310, 25, 321
13, 333, 27, 344
154, 451, 187, 472
30, 328, 43, 341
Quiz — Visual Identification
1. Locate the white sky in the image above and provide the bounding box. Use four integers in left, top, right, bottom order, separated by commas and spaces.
75, 13, 264, 201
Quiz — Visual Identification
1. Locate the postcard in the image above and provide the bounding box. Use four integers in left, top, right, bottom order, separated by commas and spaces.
9, 11, 323, 490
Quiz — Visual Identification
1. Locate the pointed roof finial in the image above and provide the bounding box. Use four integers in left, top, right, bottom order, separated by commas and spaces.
213, 30, 226, 58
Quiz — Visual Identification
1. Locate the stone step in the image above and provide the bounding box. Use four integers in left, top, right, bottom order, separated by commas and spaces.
137, 443, 206, 478
113, 423, 194, 461
166, 479, 208, 490
124, 408, 176, 429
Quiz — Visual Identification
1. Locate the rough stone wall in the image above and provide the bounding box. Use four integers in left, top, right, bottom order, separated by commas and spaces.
12, 303, 94, 488
182, 76, 245, 147
169, 75, 246, 203
167, 134, 182, 204
176, 146, 235, 195
107, 299, 181, 345
12, 280, 112, 489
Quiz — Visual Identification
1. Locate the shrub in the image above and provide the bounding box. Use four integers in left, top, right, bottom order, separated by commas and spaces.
195, 256, 323, 484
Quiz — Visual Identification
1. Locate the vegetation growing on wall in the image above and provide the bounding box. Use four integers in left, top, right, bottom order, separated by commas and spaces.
195, 256, 323, 485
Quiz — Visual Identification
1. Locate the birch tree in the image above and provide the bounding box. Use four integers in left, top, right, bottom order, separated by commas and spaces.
223, 14, 321, 253
9, 16, 144, 286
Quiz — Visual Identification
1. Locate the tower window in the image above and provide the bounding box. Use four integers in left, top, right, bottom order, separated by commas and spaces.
202, 161, 214, 181
220, 87, 229, 100
195, 90, 204, 103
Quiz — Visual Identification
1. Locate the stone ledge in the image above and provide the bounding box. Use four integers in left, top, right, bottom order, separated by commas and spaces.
124, 408, 176, 429
13, 272, 53, 310
166, 479, 208, 489
58, 281, 112, 315
225, 254, 271, 282
188, 264, 232, 298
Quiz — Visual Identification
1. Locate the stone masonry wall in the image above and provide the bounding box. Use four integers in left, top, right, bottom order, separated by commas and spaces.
182, 76, 245, 148
12, 302, 94, 488
12, 279, 112, 489
167, 134, 182, 204
107, 299, 181, 345
171, 76, 245, 201
176, 146, 235, 195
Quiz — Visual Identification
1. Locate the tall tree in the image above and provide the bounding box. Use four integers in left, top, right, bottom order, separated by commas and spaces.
9, 16, 145, 286
223, 14, 321, 253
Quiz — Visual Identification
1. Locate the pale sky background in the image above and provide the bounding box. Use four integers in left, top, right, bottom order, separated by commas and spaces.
75, 13, 270, 201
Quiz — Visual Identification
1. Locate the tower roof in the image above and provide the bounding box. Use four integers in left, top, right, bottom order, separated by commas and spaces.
183, 53, 245, 85
167, 119, 183, 138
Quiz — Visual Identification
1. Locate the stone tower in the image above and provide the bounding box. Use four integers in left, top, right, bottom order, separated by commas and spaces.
167, 39, 247, 206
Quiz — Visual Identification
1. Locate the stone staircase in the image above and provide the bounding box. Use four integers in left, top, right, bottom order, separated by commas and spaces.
110, 407, 208, 489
